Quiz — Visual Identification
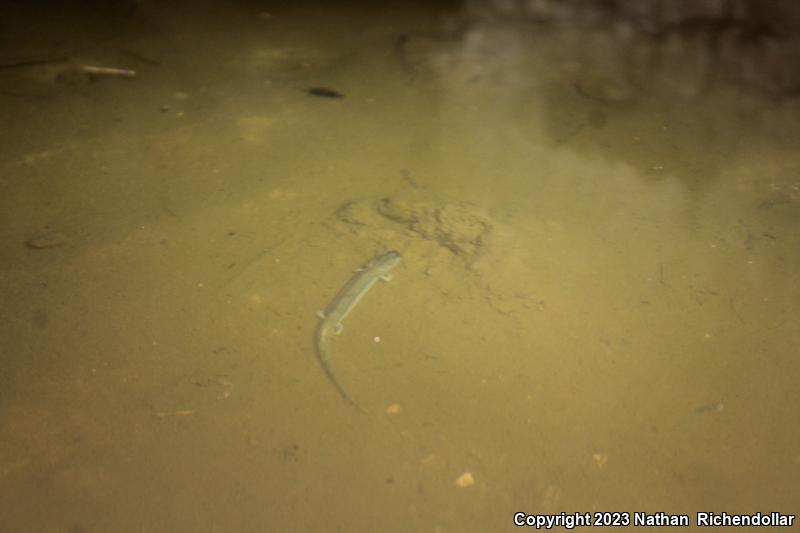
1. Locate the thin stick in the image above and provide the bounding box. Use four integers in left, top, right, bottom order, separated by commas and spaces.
0, 56, 69, 70
79, 65, 137, 78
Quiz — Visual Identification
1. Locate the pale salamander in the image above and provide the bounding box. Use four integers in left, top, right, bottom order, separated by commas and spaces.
314, 250, 402, 410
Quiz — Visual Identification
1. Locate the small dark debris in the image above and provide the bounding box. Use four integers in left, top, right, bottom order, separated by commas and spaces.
25, 233, 65, 249
307, 87, 344, 98
282, 443, 302, 462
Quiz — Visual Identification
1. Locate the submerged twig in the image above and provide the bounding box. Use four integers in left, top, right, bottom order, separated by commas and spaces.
0, 56, 69, 70
79, 65, 137, 78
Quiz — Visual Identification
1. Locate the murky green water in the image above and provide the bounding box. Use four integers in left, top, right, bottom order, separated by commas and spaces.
1, 1, 798, 532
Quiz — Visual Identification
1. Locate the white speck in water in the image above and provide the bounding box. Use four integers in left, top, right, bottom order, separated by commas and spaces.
373, 336, 381, 343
